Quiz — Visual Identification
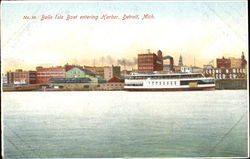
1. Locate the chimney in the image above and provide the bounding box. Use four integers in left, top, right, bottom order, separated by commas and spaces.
157, 50, 163, 58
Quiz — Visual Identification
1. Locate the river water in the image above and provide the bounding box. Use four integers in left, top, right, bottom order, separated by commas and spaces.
2, 90, 248, 158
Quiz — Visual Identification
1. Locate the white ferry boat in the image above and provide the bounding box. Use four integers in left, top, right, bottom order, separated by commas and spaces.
124, 72, 215, 91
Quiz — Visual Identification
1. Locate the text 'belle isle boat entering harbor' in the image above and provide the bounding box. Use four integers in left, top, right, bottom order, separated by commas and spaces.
124, 72, 215, 91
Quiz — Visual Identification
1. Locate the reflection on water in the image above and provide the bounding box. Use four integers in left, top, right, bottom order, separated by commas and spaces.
2, 90, 248, 158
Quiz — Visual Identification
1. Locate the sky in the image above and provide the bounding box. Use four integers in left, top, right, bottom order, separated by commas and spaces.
1, 1, 248, 72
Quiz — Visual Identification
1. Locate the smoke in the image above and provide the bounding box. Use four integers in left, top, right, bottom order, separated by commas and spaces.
96, 56, 115, 66
106, 55, 115, 65
117, 57, 137, 69
68, 56, 138, 69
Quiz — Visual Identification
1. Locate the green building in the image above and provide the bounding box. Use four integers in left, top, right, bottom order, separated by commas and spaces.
65, 67, 98, 83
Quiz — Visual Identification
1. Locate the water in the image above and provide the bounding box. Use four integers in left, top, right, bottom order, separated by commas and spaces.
2, 90, 248, 158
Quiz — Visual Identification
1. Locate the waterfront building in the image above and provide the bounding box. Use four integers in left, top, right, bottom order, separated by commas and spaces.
203, 68, 247, 79
104, 65, 121, 81
173, 65, 181, 72
181, 66, 193, 73
6, 72, 14, 84
229, 57, 242, 68
2, 74, 8, 84
210, 53, 248, 80
65, 67, 98, 83
217, 57, 231, 69
192, 66, 203, 73
99, 76, 124, 91
203, 64, 214, 69
36, 64, 83, 84
6, 69, 36, 85
49, 77, 98, 90
180, 66, 203, 73
217, 53, 247, 69
84, 66, 105, 78
138, 50, 163, 73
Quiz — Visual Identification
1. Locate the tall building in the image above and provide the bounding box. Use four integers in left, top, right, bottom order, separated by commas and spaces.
217, 53, 247, 69
7, 72, 14, 84
104, 65, 121, 80
216, 57, 231, 69
138, 50, 163, 73
229, 57, 241, 68
36, 64, 83, 84
178, 55, 183, 66
6, 69, 36, 84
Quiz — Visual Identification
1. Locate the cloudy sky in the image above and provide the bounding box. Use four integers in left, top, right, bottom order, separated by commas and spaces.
1, 1, 248, 72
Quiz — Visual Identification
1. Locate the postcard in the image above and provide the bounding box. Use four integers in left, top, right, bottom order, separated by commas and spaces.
1, 0, 248, 158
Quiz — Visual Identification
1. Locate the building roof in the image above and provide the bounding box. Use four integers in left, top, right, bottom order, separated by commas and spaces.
82, 69, 96, 76
50, 78, 91, 84
107, 77, 124, 83
66, 67, 96, 77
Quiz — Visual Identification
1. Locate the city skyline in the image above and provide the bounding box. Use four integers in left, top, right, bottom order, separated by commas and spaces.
2, 1, 248, 72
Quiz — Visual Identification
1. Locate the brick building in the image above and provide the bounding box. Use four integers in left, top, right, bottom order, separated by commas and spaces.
7, 69, 37, 84
36, 64, 83, 84
217, 53, 247, 69
216, 57, 231, 69
138, 50, 163, 73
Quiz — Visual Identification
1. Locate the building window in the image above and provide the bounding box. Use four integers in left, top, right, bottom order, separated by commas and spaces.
223, 74, 226, 79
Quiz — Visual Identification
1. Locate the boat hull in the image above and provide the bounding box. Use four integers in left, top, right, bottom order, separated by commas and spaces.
124, 86, 215, 91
